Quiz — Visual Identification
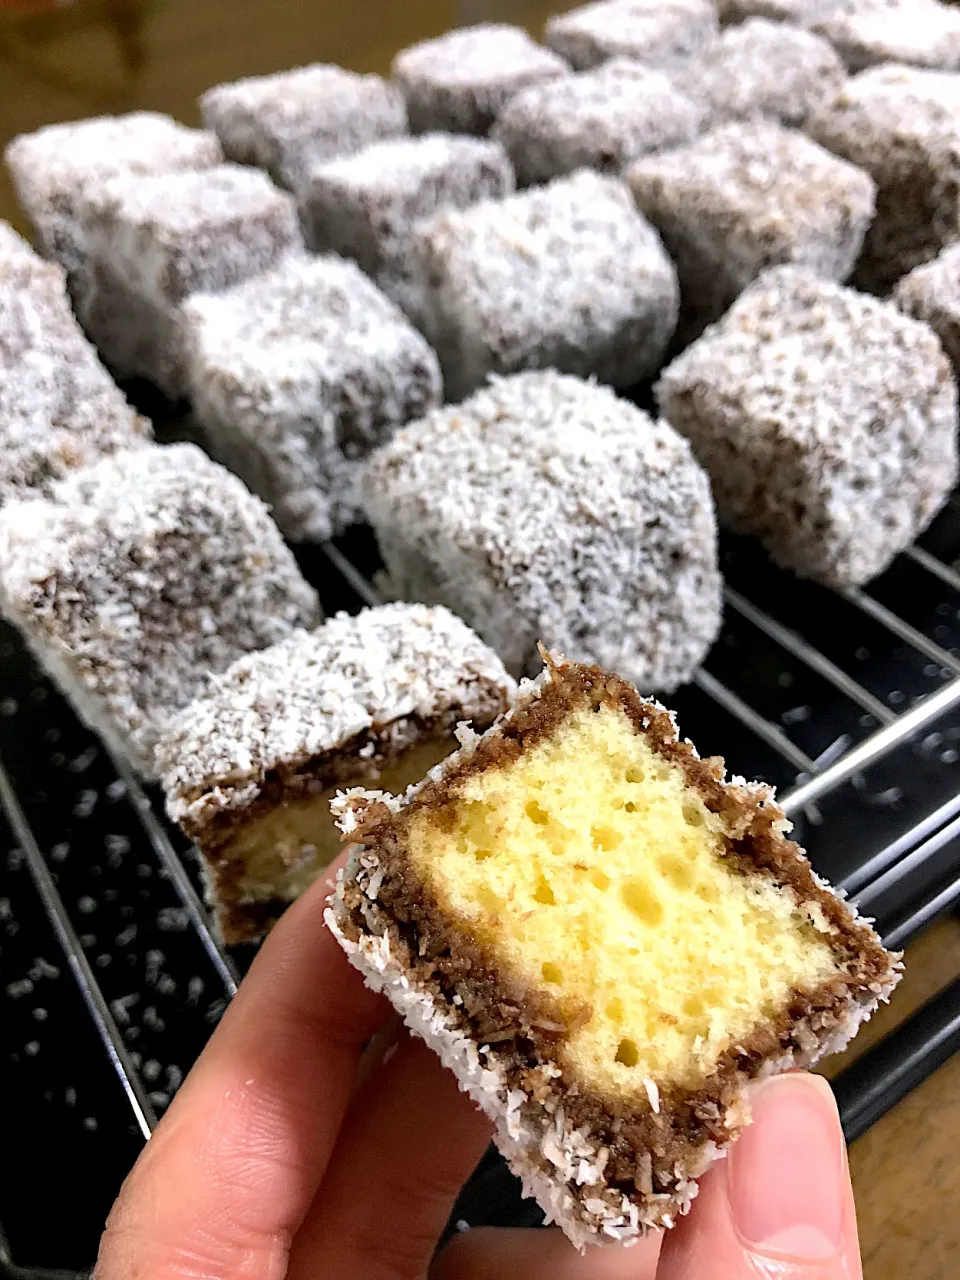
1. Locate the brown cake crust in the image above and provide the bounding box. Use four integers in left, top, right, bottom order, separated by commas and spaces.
329, 655, 899, 1243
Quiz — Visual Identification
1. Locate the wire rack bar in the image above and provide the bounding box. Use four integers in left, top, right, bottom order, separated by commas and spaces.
108, 754, 239, 998
0, 755, 157, 1140
691, 668, 817, 773
781, 676, 960, 814
843, 587, 960, 676
905, 544, 960, 594
321, 542, 382, 608
723, 587, 894, 724
840, 791, 960, 895
884, 873, 960, 952
854, 813, 960, 909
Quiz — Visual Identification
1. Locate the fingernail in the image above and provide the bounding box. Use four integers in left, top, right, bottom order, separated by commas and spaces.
728, 1073, 847, 1261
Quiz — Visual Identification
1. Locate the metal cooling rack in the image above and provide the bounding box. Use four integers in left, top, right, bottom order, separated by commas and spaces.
1, 499, 959, 1273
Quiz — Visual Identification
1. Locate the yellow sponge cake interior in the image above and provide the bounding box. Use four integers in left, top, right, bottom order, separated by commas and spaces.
404, 701, 839, 1097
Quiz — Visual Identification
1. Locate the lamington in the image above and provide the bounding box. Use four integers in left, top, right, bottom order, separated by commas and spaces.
811, 0, 960, 73
157, 603, 516, 943
181, 254, 442, 543
302, 133, 514, 319
894, 241, 960, 373
363, 371, 721, 690
4, 112, 221, 310
0, 444, 319, 778
407, 170, 679, 400
806, 63, 960, 293
656, 266, 959, 586
717, 0, 844, 22
199, 64, 408, 194
0, 229, 151, 505
492, 60, 704, 187
391, 24, 570, 136
328, 651, 900, 1245
627, 120, 875, 338
545, 0, 719, 71
76, 163, 302, 397
690, 19, 846, 128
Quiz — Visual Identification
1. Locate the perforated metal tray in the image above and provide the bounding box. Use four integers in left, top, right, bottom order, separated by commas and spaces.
1, 454, 958, 1274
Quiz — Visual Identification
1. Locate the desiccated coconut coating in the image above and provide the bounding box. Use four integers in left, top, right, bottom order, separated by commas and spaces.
893, 242, 960, 373
76, 164, 302, 398
407, 170, 679, 400
627, 120, 875, 339
0, 248, 151, 504
181, 254, 442, 543
806, 64, 960, 293
392, 24, 570, 136
200, 64, 408, 194
158, 603, 516, 830
363, 371, 722, 691
717, 0, 844, 24
812, 0, 960, 73
302, 132, 514, 321
688, 19, 846, 128
3, 113, 221, 309
545, 0, 719, 72
0, 443, 319, 778
492, 60, 705, 187
656, 266, 959, 587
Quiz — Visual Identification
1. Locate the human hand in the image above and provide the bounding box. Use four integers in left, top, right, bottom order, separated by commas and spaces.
94, 854, 863, 1280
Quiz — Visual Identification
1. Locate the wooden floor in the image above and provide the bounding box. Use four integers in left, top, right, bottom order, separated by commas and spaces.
1, 3, 958, 1275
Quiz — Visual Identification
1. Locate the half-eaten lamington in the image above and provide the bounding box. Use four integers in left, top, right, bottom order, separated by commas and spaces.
328, 652, 899, 1246
157, 603, 515, 943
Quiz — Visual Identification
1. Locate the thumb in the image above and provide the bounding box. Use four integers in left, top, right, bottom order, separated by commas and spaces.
657, 1072, 862, 1280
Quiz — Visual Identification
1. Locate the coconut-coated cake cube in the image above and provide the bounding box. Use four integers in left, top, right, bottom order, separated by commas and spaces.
157, 602, 516, 943
492, 60, 704, 187
302, 133, 514, 321
689, 19, 846, 128
893, 241, 960, 373
407, 170, 679, 400
392, 24, 569, 136
656, 266, 959, 586
811, 0, 960, 73
200, 64, 408, 194
545, 0, 719, 71
363, 371, 721, 690
0, 444, 319, 778
76, 164, 302, 397
3, 113, 221, 310
328, 651, 899, 1246
181, 254, 442, 543
806, 63, 960, 293
627, 120, 875, 338
0, 236, 150, 505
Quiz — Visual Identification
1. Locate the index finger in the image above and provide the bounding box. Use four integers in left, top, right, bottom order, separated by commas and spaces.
95, 851, 388, 1280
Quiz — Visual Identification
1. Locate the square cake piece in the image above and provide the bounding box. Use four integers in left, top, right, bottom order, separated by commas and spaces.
302, 133, 514, 318
894, 241, 960, 372
407, 170, 679, 399
545, 0, 719, 71
363, 371, 721, 690
493, 60, 705, 187
656, 266, 959, 586
812, 0, 960, 73
157, 603, 516, 943
806, 64, 960, 292
690, 18, 846, 128
328, 652, 899, 1245
77, 164, 302, 397
0, 241, 150, 504
4, 112, 221, 308
200, 64, 408, 194
391, 24, 569, 135
181, 254, 442, 543
0, 443, 319, 778
627, 120, 875, 337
